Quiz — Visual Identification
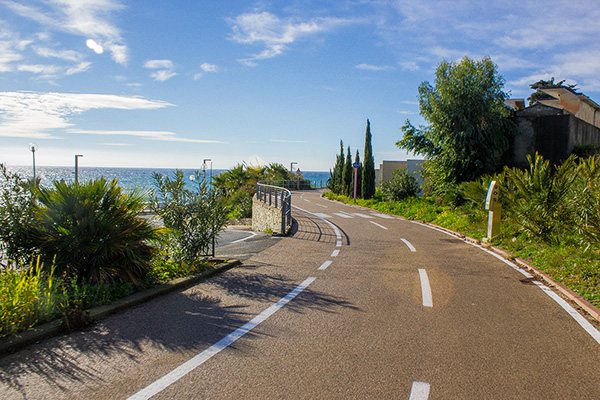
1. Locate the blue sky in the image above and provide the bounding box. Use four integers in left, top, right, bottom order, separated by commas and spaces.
1, 0, 600, 171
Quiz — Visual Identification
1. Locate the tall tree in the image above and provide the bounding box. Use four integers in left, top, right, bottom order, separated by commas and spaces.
342, 146, 353, 196
362, 119, 376, 199
331, 140, 345, 194
354, 150, 363, 198
397, 56, 514, 194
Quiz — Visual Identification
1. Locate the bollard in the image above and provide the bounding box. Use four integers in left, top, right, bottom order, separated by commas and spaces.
485, 181, 501, 240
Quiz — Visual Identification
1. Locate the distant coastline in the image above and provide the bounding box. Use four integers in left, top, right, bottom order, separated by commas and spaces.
5, 165, 330, 190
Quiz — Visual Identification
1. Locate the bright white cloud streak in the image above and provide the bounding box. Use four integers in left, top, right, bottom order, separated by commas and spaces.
0, 91, 173, 139
70, 129, 227, 143
229, 11, 356, 65
354, 64, 395, 71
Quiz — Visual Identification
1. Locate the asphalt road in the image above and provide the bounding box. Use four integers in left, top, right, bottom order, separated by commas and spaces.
1, 190, 600, 399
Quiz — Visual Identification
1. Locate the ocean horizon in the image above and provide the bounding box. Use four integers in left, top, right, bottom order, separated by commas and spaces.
4, 165, 330, 190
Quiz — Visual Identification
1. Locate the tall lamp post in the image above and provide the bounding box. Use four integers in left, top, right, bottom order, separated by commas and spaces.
75, 154, 83, 183
29, 143, 38, 182
203, 159, 212, 182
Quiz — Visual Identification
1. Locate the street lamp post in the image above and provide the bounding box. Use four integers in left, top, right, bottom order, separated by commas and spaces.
75, 154, 83, 183
290, 162, 297, 172
29, 143, 38, 182
203, 159, 212, 182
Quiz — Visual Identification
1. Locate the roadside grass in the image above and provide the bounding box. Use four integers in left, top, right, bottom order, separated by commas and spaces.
323, 191, 600, 307
0, 257, 219, 338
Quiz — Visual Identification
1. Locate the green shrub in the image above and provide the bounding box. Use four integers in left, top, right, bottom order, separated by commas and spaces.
0, 164, 37, 263
380, 169, 419, 201
0, 258, 57, 337
503, 153, 578, 244
571, 155, 600, 249
152, 170, 229, 264
33, 178, 161, 285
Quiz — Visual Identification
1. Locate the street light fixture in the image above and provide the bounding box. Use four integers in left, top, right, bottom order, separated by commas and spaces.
203, 159, 212, 182
290, 162, 297, 172
29, 143, 38, 181
75, 154, 83, 183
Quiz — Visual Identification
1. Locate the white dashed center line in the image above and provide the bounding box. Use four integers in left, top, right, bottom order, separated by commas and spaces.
318, 260, 332, 270
401, 238, 416, 252
418, 269, 433, 308
370, 221, 388, 230
331, 249, 340, 257
409, 381, 431, 400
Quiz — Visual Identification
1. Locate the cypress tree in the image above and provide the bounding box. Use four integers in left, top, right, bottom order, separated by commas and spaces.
354, 150, 363, 198
342, 146, 353, 196
362, 119, 376, 199
332, 140, 345, 194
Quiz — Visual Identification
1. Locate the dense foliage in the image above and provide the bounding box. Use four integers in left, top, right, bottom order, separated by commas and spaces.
0, 164, 37, 261
152, 170, 228, 264
380, 168, 420, 201
397, 57, 515, 194
33, 178, 161, 285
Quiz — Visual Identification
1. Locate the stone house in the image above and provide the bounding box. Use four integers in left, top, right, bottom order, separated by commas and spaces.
508, 86, 600, 167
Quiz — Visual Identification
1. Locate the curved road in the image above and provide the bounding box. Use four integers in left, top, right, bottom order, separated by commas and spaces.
1, 190, 600, 399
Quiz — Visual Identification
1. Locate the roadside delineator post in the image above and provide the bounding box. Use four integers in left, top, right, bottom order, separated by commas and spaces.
352, 161, 359, 202
485, 180, 501, 240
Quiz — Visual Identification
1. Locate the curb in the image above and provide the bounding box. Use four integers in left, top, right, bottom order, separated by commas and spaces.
320, 193, 600, 324
0, 259, 241, 356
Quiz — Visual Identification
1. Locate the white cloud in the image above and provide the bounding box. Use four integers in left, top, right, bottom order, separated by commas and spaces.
0, 91, 173, 139
66, 61, 92, 75
399, 61, 419, 71
229, 11, 357, 65
86, 38, 104, 54
99, 142, 130, 146
2, 0, 128, 65
144, 59, 176, 81
17, 64, 59, 75
144, 59, 174, 69
150, 70, 176, 82
200, 63, 218, 73
193, 63, 219, 79
354, 63, 395, 72
35, 46, 83, 62
71, 129, 226, 143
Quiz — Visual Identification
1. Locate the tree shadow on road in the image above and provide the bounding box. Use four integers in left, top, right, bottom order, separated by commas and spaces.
0, 263, 358, 396
289, 211, 350, 245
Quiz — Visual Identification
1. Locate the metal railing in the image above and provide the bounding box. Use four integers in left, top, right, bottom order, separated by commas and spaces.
256, 181, 292, 234
260, 179, 327, 190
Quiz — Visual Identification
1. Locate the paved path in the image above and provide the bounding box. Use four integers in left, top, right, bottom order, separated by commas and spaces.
2, 190, 600, 399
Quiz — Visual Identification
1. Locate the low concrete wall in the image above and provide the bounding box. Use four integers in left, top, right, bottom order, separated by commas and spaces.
252, 194, 285, 234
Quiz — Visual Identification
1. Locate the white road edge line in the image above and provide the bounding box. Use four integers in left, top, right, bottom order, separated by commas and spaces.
293, 204, 343, 244
409, 381, 431, 400
401, 238, 417, 252
419, 269, 433, 308
318, 260, 332, 270
331, 249, 340, 257
370, 221, 388, 230
414, 221, 600, 345
229, 231, 257, 244
127, 277, 317, 400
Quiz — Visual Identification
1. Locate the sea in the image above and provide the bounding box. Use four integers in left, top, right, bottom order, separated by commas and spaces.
4, 165, 330, 191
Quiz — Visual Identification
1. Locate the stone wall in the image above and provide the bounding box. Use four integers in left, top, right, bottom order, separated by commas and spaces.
252, 194, 285, 235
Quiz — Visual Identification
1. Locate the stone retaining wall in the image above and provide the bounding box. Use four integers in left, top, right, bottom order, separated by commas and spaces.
252, 194, 285, 234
